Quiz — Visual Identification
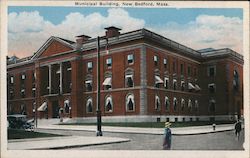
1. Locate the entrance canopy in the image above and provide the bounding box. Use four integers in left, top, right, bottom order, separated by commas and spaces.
37, 102, 47, 111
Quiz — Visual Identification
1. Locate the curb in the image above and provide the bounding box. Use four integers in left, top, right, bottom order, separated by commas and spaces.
37, 127, 235, 136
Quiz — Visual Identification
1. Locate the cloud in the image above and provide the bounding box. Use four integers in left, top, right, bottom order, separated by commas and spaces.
8, 8, 145, 58
149, 14, 243, 54
8, 9, 243, 58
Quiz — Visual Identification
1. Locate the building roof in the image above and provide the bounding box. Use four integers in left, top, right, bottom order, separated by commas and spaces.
7, 27, 244, 67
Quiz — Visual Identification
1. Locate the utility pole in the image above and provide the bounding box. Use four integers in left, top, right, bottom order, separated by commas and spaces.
96, 36, 102, 136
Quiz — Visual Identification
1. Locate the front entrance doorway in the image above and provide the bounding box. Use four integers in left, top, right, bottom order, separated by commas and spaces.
52, 100, 59, 118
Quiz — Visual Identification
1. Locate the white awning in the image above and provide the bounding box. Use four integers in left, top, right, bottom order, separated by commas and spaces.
195, 84, 201, 91
103, 77, 112, 86
125, 74, 133, 78
37, 102, 47, 112
155, 76, 163, 84
85, 80, 92, 84
188, 83, 196, 90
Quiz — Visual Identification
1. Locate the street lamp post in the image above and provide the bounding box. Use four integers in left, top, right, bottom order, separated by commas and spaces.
96, 36, 102, 136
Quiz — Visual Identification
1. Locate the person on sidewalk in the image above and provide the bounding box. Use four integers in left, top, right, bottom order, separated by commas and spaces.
235, 119, 242, 140
163, 122, 172, 150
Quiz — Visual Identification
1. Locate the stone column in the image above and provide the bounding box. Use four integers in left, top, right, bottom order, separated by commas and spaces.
140, 45, 147, 115
60, 63, 63, 94
48, 65, 52, 94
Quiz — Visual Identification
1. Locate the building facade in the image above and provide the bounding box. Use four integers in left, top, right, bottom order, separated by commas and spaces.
7, 27, 244, 123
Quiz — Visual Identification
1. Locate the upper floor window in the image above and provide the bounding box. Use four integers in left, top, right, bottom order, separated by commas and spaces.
105, 96, 113, 112
126, 94, 135, 112
32, 87, 36, 97
154, 55, 158, 66
173, 79, 177, 90
21, 74, 26, 80
20, 104, 26, 115
155, 75, 163, 88
20, 89, 25, 98
86, 97, 93, 113
127, 54, 134, 64
10, 76, 14, 84
106, 58, 112, 68
9, 88, 14, 99
32, 72, 36, 82
125, 74, 134, 88
208, 66, 216, 77
164, 77, 169, 89
163, 58, 167, 68
181, 64, 184, 75
181, 80, 185, 91
187, 66, 191, 76
87, 61, 93, 72
103, 73, 112, 90
233, 70, 239, 91
208, 83, 216, 93
85, 78, 93, 92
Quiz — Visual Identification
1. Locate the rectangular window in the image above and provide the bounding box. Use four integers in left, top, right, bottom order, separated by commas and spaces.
164, 58, 167, 68
181, 64, 184, 75
181, 81, 185, 91
106, 58, 112, 68
20, 89, 25, 98
173, 79, 177, 90
173, 60, 176, 73
208, 66, 216, 77
164, 77, 169, 89
154, 55, 158, 66
10, 76, 14, 84
85, 80, 93, 92
87, 61, 93, 72
208, 83, 216, 93
188, 66, 191, 76
32, 87, 36, 97
21, 74, 26, 80
127, 54, 134, 64
125, 74, 134, 87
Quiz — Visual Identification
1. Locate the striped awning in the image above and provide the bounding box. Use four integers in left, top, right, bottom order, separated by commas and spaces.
37, 102, 47, 112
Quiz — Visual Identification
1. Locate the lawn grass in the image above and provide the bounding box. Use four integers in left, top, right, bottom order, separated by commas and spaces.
8, 129, 63, 140
60, 120, 235, 128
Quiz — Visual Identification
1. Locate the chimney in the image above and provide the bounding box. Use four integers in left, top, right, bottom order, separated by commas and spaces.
75, 34, 91, 49
105, 26, 121, 38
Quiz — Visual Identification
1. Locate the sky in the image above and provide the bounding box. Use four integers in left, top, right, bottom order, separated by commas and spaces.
8, 7, 243, 58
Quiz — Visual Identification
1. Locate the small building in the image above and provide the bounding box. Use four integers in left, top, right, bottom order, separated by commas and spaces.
7, 26, 244, 123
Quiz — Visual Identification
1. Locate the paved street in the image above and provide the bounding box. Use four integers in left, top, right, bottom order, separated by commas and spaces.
36, 128, 244, 150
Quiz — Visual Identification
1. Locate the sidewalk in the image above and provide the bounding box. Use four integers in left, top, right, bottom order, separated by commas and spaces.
8, 136, 130, 150
37, 123, 236, 135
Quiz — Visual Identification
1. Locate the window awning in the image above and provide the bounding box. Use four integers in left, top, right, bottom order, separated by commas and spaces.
155, 76, 163, 84
195, 84, 201, 91
188, 83, 196, 90
85, 80, 92, 84
37, 102, 47, 112
103, 77, 112, 86
125, 74, 133, 78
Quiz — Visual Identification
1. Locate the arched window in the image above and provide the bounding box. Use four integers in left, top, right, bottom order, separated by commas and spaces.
173, 97, 177, 111
126, 94, 135, 111
188, 99, 192, 111
181, 98, 185, 111
64, 99, 70, 114
209, 99, 216, 112
125, 68, 134, 88
194, 100, 199, 112
233, 70, 239, 91
165, 96, 170, 111
155, 95, 160, 111
20, 104, 26, 115
86, 97, 93, 113
105, 96, 113, 112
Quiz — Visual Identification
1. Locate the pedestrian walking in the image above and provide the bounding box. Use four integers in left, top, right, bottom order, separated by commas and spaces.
163, 122, 172, 150
235, 119, 242, 140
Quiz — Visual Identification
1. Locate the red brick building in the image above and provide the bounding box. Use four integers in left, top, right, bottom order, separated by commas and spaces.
7, 27, 244, 123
